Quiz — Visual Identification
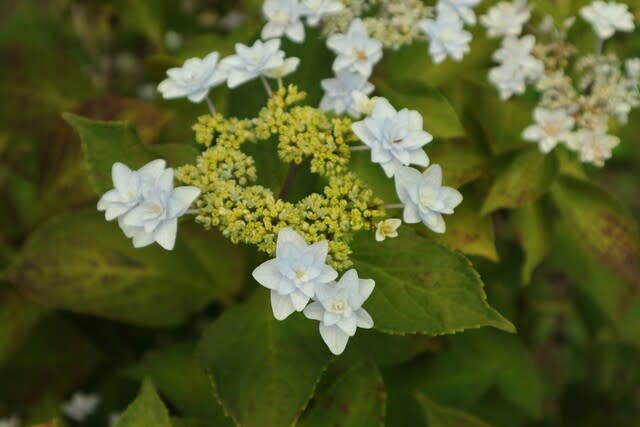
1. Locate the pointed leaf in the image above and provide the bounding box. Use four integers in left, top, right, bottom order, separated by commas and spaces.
300, 359, 386, 427
116, 379, 173, 427
350, 229, 515, 335
8, 210, 234, 327
415, 394, 493, 427
510, 200, 554, 285
482, 148, 558, 215
198, 292, 332, 427
550, 176, 640, 285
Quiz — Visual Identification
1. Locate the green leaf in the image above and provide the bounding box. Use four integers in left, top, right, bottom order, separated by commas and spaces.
414, 330, 545, 418
415, 394, 492, 427
550, 175, 640, 285
116, 379, 173, 427
300, 359, 386, 427
122, 343, 233, 427
468, 82, 533, 155
481, 148, 558, 215
431, 190, 499, 262
0, 44, 95, 137
374, 79, 465, 139
510, 200, 554, 285
426, 138, 489, 189
0, 317, 103, 405
8, 209, 234, 327
0, 289, 45, 365
115, 0, 167, 50
350, 229, 515, 335
62, 113, 198, 194
198, 292, 332, 427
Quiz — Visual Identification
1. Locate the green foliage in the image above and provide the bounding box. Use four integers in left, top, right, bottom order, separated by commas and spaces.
351, 230, 515, 335
551, 175, 640, 285
7, 210, 243, 327
300, 360, 386, 427
116, 379, 173, 427
481, 148, 558, 215
2, 1, 640, 425
198, 292, 331, 427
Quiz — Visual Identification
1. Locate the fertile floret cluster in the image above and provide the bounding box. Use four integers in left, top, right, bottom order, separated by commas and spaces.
482, 0, 639, 167
175, 85, 385, 271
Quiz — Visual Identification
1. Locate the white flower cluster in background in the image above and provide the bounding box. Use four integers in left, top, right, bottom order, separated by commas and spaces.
61, 392, 100, 423
97, 159, 200, 250
261, 0, 345, 42
482, 0, 639, 167
253, 228, 374, 355
0, 416, 20, 427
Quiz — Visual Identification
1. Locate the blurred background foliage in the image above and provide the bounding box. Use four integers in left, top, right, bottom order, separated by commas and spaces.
1, 0, 640, 426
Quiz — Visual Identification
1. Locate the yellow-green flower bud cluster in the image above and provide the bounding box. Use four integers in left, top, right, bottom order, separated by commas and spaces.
176, 85, 386, 270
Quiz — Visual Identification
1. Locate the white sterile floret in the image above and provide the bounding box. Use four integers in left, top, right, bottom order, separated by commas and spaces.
0, 416, 20, 427
304, 269, 374, 355
489, 35, 544, 99
580, 1, 635, 40
394, 165, 463, 233
252, 228, 338, 320
97, 160, 166, 221
523, 108, 575, 153
220, 39, 286, 88
480, 0, 531, 38
157, 52, 227, 103
625, 58, 640, 79
419, 4, 472, 64
438, 0, 482, 25
262, 0, 306, 43
352, 91, 380, 116
120, 168, 200, 251
320, 71, 374, 118
326, 18, 383, 79
566, 128, 620, 167
109, 412, 121, 427
375, 218, 402, 241
61, 392, 100, 422
301, 0, 344, 27
263, 57, 301, 79
351, 98, 433, 177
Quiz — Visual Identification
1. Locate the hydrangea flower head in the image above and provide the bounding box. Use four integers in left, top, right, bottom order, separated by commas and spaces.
319, 71, 374, 118
580, 1, 634, 40
523, 108, 575, 153
351, 98, 432, 177
61, 392, 100, 422
252, 228, 338, 320
301, 0, 344, 27
394, 165, 463, 233
304, 269, 374, 355
419, 5, 472, 64
481, 0, 531, 38
326, 18, 383, 78
221, 39, 286, 88
262, 0, 306, 43
97, 160, 166, 221
158, 53, 227, 103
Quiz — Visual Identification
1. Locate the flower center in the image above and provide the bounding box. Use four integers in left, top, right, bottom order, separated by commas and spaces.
331, 298, 346, 314
354, 49, 368, 61
295, 269, 305, 280
543, 122, 561, 137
